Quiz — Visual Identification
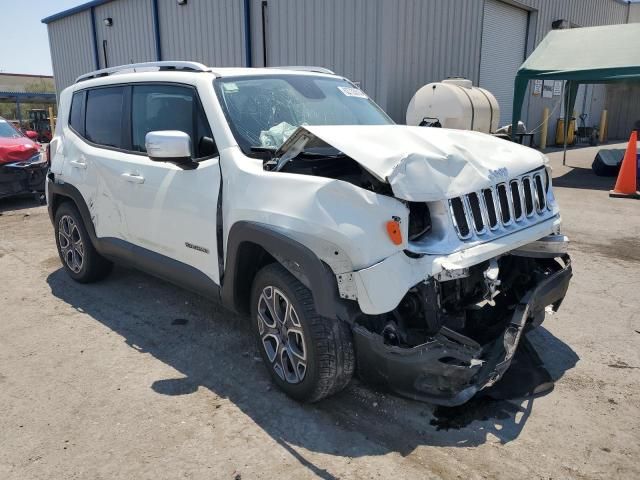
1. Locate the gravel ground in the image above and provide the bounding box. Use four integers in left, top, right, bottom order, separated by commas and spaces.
1, 144, 639, 479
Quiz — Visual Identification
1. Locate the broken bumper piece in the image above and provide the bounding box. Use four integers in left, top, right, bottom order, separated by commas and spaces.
353, 256, 572, 407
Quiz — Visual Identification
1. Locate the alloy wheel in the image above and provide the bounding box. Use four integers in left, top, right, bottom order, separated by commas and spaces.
257, 286, 307, 384
58, 215, 84, 273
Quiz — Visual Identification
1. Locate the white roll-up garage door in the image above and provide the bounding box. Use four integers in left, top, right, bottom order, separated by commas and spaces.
479, 0, 529, 128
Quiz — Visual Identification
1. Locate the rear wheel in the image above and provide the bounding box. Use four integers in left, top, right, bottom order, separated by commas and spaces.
54, 202, 112, 283
251, 263, 354, 402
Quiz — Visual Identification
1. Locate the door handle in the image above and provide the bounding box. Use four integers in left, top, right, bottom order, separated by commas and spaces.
69, 159, 87, 169
121, 172, 145, 184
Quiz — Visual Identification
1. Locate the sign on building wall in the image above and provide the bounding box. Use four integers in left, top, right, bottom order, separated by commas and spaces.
532, 79, 543, 96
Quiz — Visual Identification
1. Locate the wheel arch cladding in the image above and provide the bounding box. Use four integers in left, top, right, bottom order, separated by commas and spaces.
222, 222, 347, 321
47, 181, 98, 244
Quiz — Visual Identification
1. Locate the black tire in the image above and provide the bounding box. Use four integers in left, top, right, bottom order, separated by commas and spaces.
251, 263, 354, 402
54, 201, 113, 283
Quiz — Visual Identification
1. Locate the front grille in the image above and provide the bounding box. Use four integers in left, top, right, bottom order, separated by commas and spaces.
449, 168, 551, 240
522, 177, 534, 216
450, 197, 470, 238
496, 184, 511, 224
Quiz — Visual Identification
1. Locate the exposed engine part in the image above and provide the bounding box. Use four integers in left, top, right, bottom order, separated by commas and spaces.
356, 255, 568, 350
352, 254, 572, 406
482, 258, 501, 304
407, 201, 432, 240
277, 153, 393, 195
434, 265, 470, 282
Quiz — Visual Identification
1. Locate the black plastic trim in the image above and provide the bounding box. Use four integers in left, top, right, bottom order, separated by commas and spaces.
222, 221, 347, 320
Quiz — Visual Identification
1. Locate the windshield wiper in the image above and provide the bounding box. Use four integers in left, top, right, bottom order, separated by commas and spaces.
250, 146, 277, 154
297, 151, 345, 159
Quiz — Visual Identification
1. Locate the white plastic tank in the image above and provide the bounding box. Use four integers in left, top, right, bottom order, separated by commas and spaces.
406, 78, 500, 134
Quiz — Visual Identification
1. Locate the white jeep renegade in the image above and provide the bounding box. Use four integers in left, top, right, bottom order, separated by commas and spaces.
47, 62, 572, 406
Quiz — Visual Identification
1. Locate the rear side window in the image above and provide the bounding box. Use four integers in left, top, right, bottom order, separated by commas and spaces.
131, 84, 215, 158
69, 92, 84, 135
85, 87, 125, 148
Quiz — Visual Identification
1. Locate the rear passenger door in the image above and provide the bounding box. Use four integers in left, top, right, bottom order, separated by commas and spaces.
117, 83, 222, 285
77, 85, 131, 241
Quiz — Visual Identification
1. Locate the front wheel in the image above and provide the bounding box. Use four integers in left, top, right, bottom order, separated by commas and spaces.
251, 263, 354, 402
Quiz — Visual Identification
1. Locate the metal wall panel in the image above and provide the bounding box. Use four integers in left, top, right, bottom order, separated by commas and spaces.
46, 0, 633, 135
47, 10, 96, 97
257, 0, 385, 105
480, 0, 529, 126
258, 0, 483, 121
94, 0, 156, 69
605, 83, 640, 140
157, 0, 245, 66
380, 0, 484, 121
517, 0, 628, 43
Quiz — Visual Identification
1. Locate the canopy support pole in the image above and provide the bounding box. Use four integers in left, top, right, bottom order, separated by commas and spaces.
562, 80, 579, 166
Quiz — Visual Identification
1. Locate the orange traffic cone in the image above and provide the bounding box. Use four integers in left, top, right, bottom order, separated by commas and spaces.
609, 130, 640, 199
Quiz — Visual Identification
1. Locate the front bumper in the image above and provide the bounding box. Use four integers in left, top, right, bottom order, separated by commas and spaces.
0, 159, 48, 199
353, 255, 572, 406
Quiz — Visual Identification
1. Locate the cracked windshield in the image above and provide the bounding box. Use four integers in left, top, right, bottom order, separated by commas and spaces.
215, 75, 392, 154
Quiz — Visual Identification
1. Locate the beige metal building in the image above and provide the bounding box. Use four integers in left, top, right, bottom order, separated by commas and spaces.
44, 0, 640, 141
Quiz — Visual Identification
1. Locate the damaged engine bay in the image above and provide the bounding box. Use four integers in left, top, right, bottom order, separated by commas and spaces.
360, 255, 565, 348
352, 254, 572, 405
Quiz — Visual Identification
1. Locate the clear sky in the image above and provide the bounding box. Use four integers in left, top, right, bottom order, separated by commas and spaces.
0, 0, 86, 76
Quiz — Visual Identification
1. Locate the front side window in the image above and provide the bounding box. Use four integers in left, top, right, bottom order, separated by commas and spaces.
131, 84, 215, 159
214, 75, 393, 155
85, 87, 124, 148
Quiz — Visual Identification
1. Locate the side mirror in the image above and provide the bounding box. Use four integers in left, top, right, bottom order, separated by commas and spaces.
145, 130, 195, 168
25, 130, 38, 140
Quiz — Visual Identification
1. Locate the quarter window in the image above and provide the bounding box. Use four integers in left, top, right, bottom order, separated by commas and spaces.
131, 84, 215, 159
85, 87, 125, 148
69, 92, 84, 135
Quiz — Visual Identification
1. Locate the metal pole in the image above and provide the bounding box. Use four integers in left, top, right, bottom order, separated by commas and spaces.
563, 81, 569, 166
540, 107, 549, 150
15, 99, 22, 127
599, 109, 608, 144
48, 106, 55, 137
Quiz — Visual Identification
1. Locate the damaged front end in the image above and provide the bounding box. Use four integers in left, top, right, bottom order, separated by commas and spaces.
251, 122, 572, 405
353, 253, 572, 406
0, 153, 48, 200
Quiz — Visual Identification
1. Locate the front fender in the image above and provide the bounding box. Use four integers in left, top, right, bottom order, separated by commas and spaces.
222, 221, 351, 321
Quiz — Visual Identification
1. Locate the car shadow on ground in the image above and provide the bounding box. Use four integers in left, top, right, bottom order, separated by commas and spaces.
0, 195, 44, 213
46, 266, 579, 475
553, 166, 619, 192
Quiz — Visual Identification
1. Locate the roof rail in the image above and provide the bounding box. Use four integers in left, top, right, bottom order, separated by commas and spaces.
75, 61, 212, 83
274, 66, 336, 75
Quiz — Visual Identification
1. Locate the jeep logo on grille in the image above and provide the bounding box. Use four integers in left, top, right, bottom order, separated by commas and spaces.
488, 167, 509, 182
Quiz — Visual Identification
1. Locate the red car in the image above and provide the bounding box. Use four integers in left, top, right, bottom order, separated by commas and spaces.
0, 117, 48, 201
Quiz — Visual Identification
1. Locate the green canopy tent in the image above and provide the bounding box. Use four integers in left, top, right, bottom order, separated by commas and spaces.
511, 23, 640, 164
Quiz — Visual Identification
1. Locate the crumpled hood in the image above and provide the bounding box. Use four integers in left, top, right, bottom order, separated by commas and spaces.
282, 125, 546, 201
0, 137, 40, 164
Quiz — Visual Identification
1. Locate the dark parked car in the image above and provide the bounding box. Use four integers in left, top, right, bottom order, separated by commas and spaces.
0, 117, 48, 201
